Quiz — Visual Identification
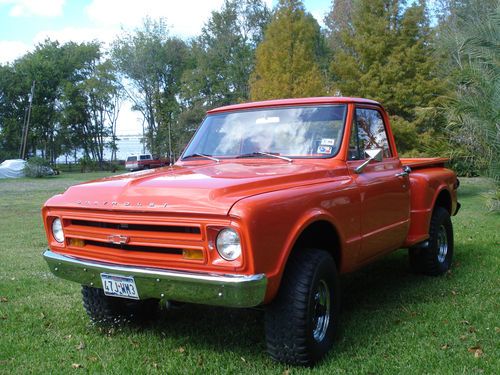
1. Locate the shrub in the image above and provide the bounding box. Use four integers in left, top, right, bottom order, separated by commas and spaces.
24, 157, 54, 178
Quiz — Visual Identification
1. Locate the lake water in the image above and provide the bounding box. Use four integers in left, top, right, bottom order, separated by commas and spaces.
56, 135, 148, 163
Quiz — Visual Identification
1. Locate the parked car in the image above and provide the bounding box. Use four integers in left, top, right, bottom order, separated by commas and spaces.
0, 159, 26, 178
125, 154, 169, 171
42, 97, 460, 366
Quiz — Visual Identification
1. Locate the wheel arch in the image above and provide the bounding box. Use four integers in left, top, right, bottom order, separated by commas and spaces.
433, 187, 452, 215
290, 220, 342, 270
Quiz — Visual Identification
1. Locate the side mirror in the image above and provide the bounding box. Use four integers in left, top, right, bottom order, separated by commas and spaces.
354, 148, 383, 174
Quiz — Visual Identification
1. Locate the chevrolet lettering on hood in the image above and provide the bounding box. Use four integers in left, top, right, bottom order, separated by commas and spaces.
74, 200, 168, 208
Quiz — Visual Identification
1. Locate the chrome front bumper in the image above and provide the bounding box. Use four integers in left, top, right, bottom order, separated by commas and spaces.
43, 250, 267, 308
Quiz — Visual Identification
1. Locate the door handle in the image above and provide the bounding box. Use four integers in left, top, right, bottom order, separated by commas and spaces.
395, 171, 408, 177
395, 165, 412, 178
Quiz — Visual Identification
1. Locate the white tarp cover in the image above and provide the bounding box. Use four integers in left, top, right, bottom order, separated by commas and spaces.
0, 159, 26, 178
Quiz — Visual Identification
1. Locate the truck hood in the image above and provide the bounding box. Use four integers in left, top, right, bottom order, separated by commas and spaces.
45, 161, 343, 215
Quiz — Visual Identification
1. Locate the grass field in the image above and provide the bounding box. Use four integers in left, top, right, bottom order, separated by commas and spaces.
0, 173, 498, 374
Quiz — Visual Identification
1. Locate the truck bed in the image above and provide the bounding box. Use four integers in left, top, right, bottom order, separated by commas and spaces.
400, 157, 449, 169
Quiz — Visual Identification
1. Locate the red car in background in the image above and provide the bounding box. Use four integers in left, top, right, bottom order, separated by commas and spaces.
125, 154, 169, 171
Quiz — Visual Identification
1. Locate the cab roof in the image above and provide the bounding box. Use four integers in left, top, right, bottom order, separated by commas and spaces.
207, 97, 381, 114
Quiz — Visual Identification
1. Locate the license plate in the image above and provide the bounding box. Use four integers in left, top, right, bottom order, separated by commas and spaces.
101, 273, 139, 300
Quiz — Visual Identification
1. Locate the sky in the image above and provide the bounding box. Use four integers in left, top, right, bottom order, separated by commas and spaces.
0, 0, 332, 135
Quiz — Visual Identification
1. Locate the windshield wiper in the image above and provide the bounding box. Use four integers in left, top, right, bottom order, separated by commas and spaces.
236, 152, 293, 163
182, 153, 220, 163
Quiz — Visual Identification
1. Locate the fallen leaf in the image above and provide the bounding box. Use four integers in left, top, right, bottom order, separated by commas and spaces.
469, 326, 477, 333
87, 356, 98, 362
459, 335, 467, 341
495, 327, 499, 333
0, 297, 8, 302
75, 342, 85, 351
451, 290, 458, 296
468, 346, 483, 358
71, 363, 83, 369
64, 335, 72, 340
282, 370, 290, 375
241, 356, 246, 362
461, 320, 470, 325
152, 363, 159, 369
441, 344, 449, 350
177, 347, 185, 353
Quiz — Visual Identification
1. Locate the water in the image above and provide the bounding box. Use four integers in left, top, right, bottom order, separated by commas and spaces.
55, 135, 147, 163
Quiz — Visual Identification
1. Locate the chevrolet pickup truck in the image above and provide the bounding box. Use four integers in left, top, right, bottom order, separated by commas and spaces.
42, 97, 459, 366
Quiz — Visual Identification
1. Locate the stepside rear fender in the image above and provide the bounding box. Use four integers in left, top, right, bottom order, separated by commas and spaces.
404, 167, 458, 247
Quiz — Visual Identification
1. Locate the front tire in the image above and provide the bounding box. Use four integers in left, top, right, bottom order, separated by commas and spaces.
82, 286, 159, 325
265, 249, 340, 366
409, 207, 454, 276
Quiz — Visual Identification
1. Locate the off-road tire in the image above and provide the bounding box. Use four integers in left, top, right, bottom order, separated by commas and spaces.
265, 248, 340, 366
82, 286, 159, 325
409, 207, 454, 276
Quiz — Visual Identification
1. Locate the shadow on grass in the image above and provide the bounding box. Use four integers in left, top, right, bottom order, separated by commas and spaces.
88, 250, 457, 361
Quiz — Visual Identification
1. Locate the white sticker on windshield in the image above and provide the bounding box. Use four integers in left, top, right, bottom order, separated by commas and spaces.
317, 145, 332, 154
256, 116, 280, 124
321, 138, 335, 146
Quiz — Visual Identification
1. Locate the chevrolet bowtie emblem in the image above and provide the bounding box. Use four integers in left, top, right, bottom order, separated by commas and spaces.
107, 234, 129, 245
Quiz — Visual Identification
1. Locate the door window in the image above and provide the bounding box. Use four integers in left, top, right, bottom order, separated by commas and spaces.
348, 108, 392, 160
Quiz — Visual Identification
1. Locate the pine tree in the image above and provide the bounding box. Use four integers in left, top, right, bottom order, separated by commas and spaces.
250, 0, 326, 100
328, 0, 445, 153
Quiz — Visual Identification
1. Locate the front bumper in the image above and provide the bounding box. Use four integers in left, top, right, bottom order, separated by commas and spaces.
43, 250, 267, 308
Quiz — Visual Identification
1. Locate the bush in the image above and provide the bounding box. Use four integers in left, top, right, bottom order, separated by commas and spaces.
484, 187, 500, 213
78, 156, 98, 172
24, 157, 55, 178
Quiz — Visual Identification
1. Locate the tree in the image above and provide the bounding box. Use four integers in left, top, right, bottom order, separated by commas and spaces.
112, 18, 189, 157
182, 0, 270, 109
324, 0, 354, 52
249, 0, 326, 100
328, 0, 444, 154
435, 1, 499, 188
60, 50, 121, 167
0, 40, 116, 164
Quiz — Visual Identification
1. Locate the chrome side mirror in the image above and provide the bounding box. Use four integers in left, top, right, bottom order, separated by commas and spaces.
354, 148, 383, 174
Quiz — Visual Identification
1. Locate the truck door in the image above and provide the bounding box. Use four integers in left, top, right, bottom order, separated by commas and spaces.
347, 106, 411, 263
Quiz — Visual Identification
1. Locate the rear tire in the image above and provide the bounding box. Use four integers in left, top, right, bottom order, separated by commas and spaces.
265, 249, 340, 366
409, 207, 454, 276
82, 286, 159, 326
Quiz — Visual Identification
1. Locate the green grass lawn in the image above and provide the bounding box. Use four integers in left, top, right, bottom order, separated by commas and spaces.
0, 173, 498, 374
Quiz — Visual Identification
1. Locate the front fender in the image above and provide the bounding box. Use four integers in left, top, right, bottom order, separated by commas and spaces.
229, 177, 360, 303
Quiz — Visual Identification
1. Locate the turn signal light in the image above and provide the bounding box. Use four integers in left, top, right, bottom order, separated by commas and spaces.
182, 249, 204, 260
69, 238, 85, 247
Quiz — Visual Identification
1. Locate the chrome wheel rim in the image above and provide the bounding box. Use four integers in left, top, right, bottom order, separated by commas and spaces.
437, 225, 448, 263
312, 280, 331, 342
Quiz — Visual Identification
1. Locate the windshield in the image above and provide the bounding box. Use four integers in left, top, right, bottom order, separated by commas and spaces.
182, 105, 347, 159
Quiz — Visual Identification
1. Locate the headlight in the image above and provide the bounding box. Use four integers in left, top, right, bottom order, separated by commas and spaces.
216, 228, 241, 261
51, 218, 64, 243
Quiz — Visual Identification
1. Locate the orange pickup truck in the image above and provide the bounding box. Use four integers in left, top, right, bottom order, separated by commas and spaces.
42, 97, 460, 366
